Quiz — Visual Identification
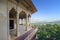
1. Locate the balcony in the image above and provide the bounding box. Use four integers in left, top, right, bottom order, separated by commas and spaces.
15, 28, 38, 40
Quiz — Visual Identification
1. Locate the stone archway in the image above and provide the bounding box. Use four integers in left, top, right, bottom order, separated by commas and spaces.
19, 11, 26, 19
9, 8, 17, 19
18, 11, 32, 35
18, 11, 27, 35
19, 11, 31, 25
9, 8, 17, 39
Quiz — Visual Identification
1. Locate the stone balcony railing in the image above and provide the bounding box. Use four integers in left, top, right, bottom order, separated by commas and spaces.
15, 28, 38, 40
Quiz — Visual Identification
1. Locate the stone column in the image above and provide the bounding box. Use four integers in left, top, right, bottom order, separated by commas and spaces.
25, 13, 29, 31
16, 1, 20, 36
24, 18, 27, 31
16, 13, 19, 36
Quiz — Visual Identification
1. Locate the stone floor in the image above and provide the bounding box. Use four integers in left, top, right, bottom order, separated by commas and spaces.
15, 28, 35, 40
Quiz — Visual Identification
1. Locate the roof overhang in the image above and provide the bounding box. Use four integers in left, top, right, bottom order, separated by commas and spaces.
16, 0, 37, 13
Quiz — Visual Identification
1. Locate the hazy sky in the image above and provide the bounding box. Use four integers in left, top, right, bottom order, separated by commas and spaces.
31, 0, 60, 23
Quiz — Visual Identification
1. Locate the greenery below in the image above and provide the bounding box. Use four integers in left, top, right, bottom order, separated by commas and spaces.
34, 23, 60, 40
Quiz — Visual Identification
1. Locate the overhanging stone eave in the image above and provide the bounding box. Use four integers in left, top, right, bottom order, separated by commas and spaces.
15, 0, 37, 13
8, 0, 37, 13
23, 0, 37, 13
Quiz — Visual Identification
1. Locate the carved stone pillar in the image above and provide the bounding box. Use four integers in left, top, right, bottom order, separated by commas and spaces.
25, 13, 28, 31
16, 13, 19, 36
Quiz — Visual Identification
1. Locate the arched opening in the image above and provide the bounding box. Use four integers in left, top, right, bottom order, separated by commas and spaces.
9, 8, 17, 29
19, 11, 26, 25
9, 8, 17, 19
9, 8, 17, 39
19, 11, 26, 19
19, 11, 31, 25
18, 11, 32, 35
28, 14, 31, 17
19, 11, 28, 35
